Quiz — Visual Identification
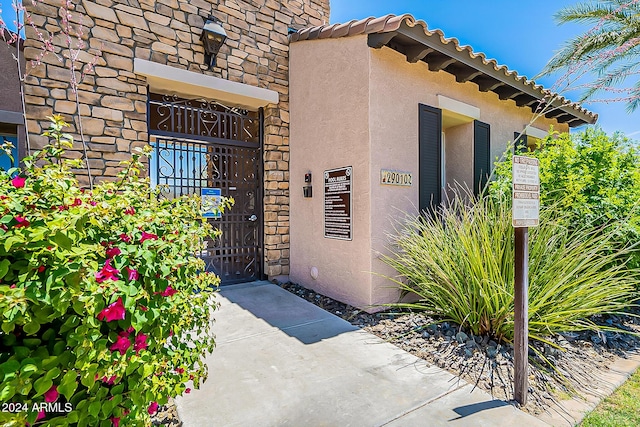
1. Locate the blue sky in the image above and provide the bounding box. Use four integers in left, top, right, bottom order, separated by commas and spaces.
1, 0, 638, 137
330, 0, 639, 138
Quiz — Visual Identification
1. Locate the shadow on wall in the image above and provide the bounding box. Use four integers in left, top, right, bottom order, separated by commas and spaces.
220, 281, 358, 345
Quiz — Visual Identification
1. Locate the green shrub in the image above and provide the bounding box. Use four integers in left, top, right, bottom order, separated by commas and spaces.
381, 191, 639, 344
490, 127, 640, 268
0, 116, 229, 426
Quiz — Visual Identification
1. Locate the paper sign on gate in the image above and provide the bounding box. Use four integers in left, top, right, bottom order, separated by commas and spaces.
201, 188, 222, 219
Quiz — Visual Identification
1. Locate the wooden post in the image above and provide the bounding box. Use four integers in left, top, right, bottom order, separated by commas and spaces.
514, 226, 529, 405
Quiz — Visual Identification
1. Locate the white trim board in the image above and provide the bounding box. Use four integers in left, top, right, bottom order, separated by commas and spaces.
524, 126, 549, 140
134, 58, 278, 110
437, 95, 480, 120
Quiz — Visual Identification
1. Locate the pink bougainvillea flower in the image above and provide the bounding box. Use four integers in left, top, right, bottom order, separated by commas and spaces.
37, 265, 46, 273
139, 305, 148, 312
110, 417, 120, 427
72, 198, 82, 206
105, 247, 121, 259
10, 284, 16, 289
119, 233, 131, 243
176, 367, 184, 374
14, 216, 30, 228
110, 335, 131, 355
185, 388, 191, 394
140, 231, 158, 243
116, 326, 134, 339
57, 205, 68, 211
97, 297, 126, 322
95, 260, 120, 283
44, 385, 58, 403
148, 401, 159, 415
160, 285, 178, 297
134, 333, 148, 354
101, 375, 117, 385
11, 176, 26, 188
90, 200, 97, 206
124, 206, 135, 215
36, 410, 45, 421
125, 267, 139, 281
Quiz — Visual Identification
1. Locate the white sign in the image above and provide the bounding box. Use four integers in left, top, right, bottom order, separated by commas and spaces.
380, 169, 413, 186
512, 156, 540, 227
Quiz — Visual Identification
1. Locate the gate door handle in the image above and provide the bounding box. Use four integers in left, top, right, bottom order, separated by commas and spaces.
248, 214, 258, 222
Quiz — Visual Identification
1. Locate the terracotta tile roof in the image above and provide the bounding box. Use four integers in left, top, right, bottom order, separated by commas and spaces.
289, 14, 597, 127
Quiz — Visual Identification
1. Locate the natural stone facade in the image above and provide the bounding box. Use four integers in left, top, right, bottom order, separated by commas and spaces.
23, 0, 330, 278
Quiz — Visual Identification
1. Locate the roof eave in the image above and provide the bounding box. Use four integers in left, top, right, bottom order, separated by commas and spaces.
368, 21, 596, 127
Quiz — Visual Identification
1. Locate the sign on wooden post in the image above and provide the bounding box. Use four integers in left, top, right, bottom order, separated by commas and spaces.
512, 156, 540, 227
512, 155, 540, 406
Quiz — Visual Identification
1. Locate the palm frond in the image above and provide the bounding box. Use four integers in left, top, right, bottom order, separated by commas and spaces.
541, 1, 640, 110
555, 2, 634, 25
625, 81, 640, 111
542, 30, 626, 75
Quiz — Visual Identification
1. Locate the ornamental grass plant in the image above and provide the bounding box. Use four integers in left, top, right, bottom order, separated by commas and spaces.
380, 191, 639, 345
0, 116, 229, 426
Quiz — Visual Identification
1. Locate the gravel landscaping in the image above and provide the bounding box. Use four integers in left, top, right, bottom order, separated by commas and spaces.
278, 281, 640, 416
152, 398, 182, 426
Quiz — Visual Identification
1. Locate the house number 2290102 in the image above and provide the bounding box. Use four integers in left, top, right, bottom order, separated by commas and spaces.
380, 169, 412, 186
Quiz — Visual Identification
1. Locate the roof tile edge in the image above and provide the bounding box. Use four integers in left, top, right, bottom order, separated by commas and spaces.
288, 14, 597, 125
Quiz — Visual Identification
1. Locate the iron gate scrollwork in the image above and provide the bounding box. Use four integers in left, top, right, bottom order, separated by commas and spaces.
148, 93, 263, 284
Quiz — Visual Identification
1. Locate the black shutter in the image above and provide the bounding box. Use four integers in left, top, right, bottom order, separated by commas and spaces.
418, 104, 442, 215
514, 132, 528, 153
474, 120, 490, 195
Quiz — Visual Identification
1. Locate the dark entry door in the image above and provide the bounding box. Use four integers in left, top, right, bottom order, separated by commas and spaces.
148, 94, 263, 284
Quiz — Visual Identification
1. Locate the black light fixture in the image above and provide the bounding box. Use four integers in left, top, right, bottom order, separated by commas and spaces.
201, 17, 227, 69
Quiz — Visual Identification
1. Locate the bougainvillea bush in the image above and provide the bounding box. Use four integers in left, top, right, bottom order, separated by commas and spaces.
0, 116, 228, 426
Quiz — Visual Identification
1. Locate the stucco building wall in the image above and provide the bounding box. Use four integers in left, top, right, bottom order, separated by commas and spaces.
291, 35, 569, 310
445, 123, 474, 195
22, 0, 330, 278
290, 36, 373, 306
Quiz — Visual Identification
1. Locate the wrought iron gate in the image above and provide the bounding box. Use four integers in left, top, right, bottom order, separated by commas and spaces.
147, 93, 263, 284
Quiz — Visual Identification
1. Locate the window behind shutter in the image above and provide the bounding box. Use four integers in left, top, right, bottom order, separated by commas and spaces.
473, 120, 490, 195
418, 104, 442, 214
514, 132, 528, 153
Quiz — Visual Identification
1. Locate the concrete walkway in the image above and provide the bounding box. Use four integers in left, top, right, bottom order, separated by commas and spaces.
176, 281, 548, 427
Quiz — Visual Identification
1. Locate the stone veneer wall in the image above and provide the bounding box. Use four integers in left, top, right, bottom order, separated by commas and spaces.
23, 0, 330, 278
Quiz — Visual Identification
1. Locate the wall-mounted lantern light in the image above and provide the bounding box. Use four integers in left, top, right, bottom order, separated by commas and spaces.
201, 17, 227, 69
